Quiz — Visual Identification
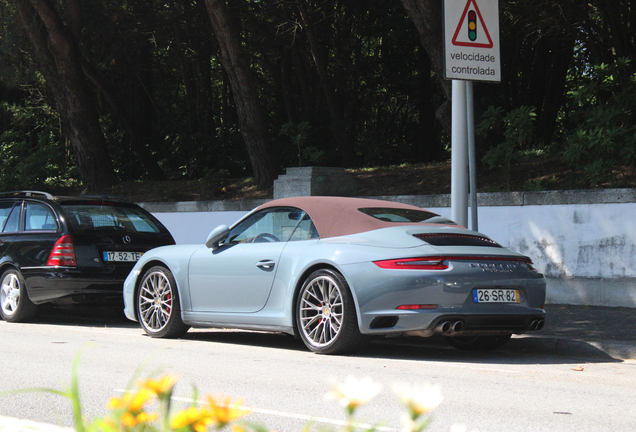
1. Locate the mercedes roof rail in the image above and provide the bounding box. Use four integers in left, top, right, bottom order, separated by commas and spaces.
0, 191, 55, 200
69, 195, 133, 204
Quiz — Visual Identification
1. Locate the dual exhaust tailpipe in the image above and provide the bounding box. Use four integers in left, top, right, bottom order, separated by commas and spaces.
434, 320, 464, 334
529, 319, 545, 330
433, 318, 544, 334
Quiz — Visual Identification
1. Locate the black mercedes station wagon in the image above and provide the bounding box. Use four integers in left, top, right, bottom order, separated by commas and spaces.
0, 191, 175, 322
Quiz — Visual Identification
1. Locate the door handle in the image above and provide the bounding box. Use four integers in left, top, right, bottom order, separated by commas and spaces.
256, 260, 276, 270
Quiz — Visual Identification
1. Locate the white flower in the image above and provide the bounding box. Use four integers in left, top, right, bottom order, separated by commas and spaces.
392, 382, 443, 417
325, 376, 382, 411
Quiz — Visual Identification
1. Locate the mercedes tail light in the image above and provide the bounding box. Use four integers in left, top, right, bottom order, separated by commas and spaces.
47, 235, 77, 267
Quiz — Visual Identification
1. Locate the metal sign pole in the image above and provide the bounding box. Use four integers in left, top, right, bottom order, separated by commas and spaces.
444, 0, 500, 229
451, 80, 468, 227
466, 80, 478, 231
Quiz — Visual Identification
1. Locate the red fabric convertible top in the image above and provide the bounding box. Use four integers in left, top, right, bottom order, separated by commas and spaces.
258, 196, 445, 239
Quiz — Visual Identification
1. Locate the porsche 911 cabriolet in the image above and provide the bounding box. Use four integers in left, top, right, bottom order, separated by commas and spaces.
123, 197, 546, 355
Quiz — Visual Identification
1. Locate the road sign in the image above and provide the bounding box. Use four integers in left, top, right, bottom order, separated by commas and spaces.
444, 0, 500, 82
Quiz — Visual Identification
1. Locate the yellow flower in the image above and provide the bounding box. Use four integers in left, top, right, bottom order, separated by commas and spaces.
108, 388, 156, 413
391, 382, 443, 418
107, 396, 122, 411
325, 376, 382, 413
136, 411, 158, 424
206, 395, 251, 428
170, 406, 215, 432
118, 410, 158, 428
108, 388, 157, 428
121, 412, 137, 428
130, 388, 156, 412
138, 374, 179, 399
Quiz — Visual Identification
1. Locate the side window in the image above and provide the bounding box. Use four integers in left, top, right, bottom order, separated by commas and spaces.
0, 202, 15, 232
25, 202, 57, 231
289, 213, 319, 241
228, 207, 308, 243
3, 204, 20, 233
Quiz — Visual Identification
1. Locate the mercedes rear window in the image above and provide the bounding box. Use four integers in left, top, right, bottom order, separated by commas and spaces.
63, 204, 161, 233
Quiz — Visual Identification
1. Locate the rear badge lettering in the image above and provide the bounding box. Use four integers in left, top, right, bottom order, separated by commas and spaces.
469, 263, 518, 273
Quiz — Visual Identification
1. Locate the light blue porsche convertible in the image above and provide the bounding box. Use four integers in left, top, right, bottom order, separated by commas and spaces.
123, 196, 546, 355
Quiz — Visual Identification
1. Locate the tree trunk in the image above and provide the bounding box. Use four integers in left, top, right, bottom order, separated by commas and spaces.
81, 62, 166, 181
12, 0, 117, 191
400, 0, 452, 135
205, 0, 277, 190
297, 1, 352, 165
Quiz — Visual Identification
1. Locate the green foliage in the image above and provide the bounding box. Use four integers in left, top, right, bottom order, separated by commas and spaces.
280, 121, 324, 167
561, 59, 636, 187
1, 0, 635, 191
0, 100, 78, 191
478, 105, 537, 189
523, 178, 544, 191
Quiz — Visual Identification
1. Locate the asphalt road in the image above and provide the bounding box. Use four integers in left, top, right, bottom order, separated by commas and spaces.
1, 306, 635, 432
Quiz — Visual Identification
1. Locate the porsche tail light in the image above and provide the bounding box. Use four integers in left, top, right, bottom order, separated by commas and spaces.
47, 235, 77, 267
374, 257, 449, 270
374, 256, 538, 272
524, 259, 539, 272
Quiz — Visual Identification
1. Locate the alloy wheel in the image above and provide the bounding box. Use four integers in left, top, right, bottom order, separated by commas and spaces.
138, 270, 173, 333
299, 275, 344, 347
0, 272, 20, 317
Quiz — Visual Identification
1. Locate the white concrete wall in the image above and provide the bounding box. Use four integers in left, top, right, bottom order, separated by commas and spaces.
459, 204, 636, 308
143, 191, 636, 308
154, 211, 246, 245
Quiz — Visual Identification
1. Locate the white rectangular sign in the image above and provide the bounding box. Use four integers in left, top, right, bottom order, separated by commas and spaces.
444, 0, 501, 82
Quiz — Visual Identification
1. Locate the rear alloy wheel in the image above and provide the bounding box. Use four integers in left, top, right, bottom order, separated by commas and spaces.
137, 266, 190, 338
445, 334, 512, 351
296, 269, 369, 355
0, 268, 37, 322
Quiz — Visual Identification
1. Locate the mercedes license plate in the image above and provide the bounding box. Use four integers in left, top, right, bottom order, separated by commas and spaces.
473, 288, 520, 303
103, 251, 143, 262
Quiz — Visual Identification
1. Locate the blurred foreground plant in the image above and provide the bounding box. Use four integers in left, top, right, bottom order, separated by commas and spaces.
1, 353, 447, 432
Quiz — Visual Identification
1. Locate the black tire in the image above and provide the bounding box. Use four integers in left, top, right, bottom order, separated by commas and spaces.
0, 268, 38, 322
296, 269, 370, 355
136, 266, 190, 338
445, 334, 512, 352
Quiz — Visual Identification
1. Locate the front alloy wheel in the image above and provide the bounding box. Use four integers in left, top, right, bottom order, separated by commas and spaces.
137, 266, 189, 338
0, 269, 37, 322
296, 269, 369, 355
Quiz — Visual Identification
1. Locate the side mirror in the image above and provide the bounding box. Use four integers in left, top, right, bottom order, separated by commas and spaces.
205, 225, 230, 250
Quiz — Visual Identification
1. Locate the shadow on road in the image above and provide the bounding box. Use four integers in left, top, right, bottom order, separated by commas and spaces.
21, 303, 138, 329
182, 328, 620, 366
10, 304, 623, 365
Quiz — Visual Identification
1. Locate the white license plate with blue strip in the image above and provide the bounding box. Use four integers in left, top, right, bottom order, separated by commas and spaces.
103, 251, 143, 262
473, 289, 520, 303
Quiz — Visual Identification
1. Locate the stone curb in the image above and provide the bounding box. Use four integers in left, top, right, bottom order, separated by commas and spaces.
506, 335, 636, 361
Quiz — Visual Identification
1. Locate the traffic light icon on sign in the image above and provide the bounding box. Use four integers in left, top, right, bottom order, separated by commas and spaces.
468, 10, 477, 41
